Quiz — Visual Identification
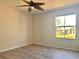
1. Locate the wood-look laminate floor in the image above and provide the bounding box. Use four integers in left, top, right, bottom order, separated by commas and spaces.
0, 44, 79, 59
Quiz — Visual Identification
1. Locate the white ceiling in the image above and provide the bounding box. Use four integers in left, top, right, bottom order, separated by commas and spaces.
0, 0, 79, 13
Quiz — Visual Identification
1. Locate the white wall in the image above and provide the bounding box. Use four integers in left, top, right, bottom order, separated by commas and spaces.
0, 4, 32, 52
32, 4, 79, 51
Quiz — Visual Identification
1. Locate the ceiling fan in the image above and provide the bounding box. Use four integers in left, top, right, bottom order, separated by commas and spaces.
16, 0, 45, 12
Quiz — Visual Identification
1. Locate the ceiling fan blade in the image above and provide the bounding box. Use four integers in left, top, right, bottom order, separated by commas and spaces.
34, 6, 44, 11
35, 3, 45, 5
16, 5, 29, 7
22, 0, 29, 4
28, 7, 32, 12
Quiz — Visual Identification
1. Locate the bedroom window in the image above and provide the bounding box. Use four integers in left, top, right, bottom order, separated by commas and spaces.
55, 14, 76, 39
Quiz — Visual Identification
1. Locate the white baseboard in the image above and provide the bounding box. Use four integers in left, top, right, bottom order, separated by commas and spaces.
0, 42, 79, 53
0, 42, 32, 53
33, 42, 79, 51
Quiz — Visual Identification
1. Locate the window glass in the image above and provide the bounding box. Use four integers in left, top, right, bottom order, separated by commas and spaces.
65, 15, 76, 26
56, 16, 64, 26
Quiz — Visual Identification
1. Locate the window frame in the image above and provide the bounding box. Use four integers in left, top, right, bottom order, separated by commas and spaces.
55, 14, 76, 39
